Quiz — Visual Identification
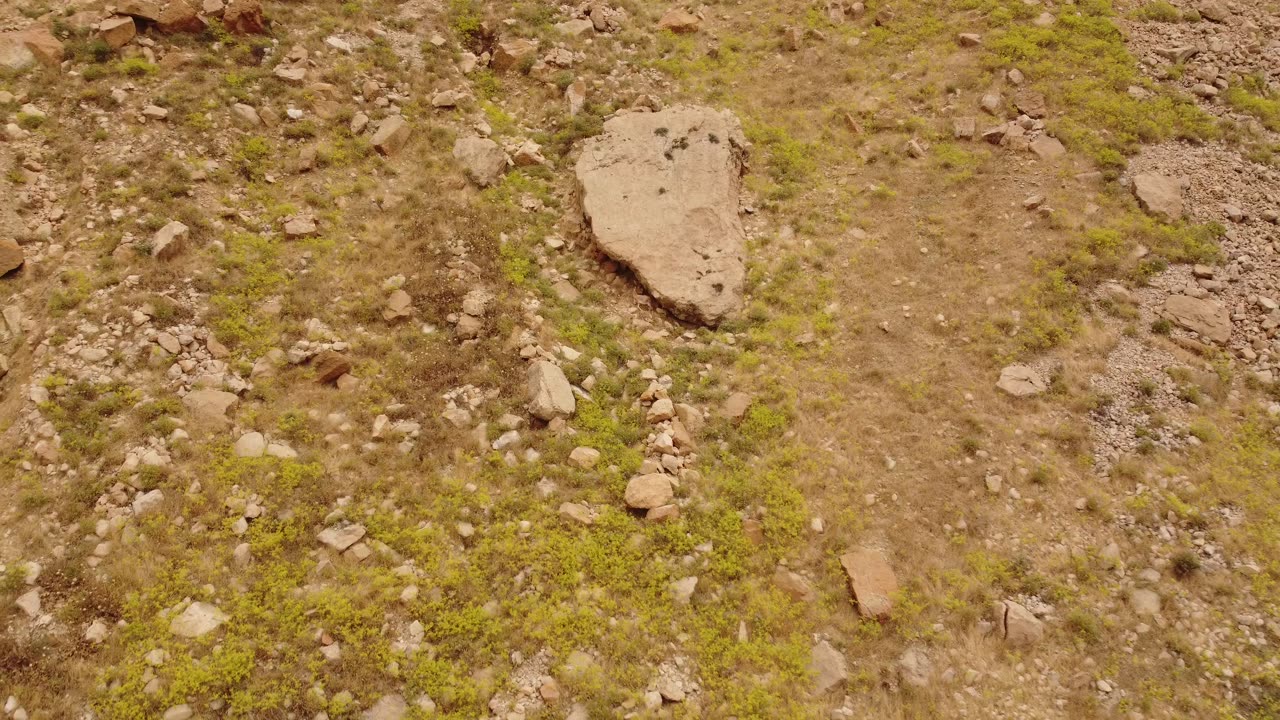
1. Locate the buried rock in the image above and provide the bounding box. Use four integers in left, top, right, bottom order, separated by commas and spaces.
575, 105, 748, 326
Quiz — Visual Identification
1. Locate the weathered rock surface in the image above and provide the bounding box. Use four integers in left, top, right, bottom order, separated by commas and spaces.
996, 599, 1043, 647
575, 105, 748, 326
453, 137, 508, 187
1163, 294, 1231, 344
997, 364, 1048, 397
182, 389, 238, 426
1132, 173, 1184, 220
624, 474, 674, 509
527, 360, 575, 420
839, 547, 898, 620
0, 238, 24, 276
169, 601, 227, 637
810, 639, 847, 694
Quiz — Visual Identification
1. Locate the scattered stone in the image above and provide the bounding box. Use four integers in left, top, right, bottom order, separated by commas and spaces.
576, 106, 747, 326
313, 351, 353, 384
527, 360, 576, 420
283, 216, 317, 238
453, 137, 508, 187
624, 474, 674, 509
1163, 294, 1231, 344
956, 33, 981, 47
670, 575, 698, 603
169, 601, 227, 638
233, 431, 267, 457
162, 705, 194, 720
996, 364, 1048, 397
810, 640, 847, 694
1132, 173, 1184, 220
658, 8, 701, 33
839, 547, 898, 620
898, 645, 933, 688
491, 38, 539, 72
371, 115, 411, 156
152, 221, 188, 260
559, 502, 594, 525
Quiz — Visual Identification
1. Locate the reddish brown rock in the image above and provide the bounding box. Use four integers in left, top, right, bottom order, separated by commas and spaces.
156, 0, 205, 33
223, 0, 266, 33
16, 27, 64, 67
0, 238, 25, 276
839, 547, 898, 620
313, 351, 352, 384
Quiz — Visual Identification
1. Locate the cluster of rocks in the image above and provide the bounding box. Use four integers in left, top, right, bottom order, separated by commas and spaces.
96, 0, 264, 53
951, 78, 1066, 161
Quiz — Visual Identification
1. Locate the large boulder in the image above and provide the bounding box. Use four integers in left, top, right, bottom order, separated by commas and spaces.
527, 360, 575, 420
1163, 294, 1230, 344
996, 364, 1048, 397
839, 547, 898, 620
182, 389, 238, 426
575, 105, 748, 326
98, 16, 137, 49
0, 28, 60, 71
0, 238, 24, 276
0, 34, 36, 71
453, 137, 508, 187
1132, 173, 1184, 221
223, 0, 266, 33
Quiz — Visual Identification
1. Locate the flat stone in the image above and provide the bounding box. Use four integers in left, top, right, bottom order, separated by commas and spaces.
839, 547, 898, 620
997, 599, 1043, 647
810, 639, 847, 694
15, 588, 40, 618
772, 565, 817, 602
1132, 173, 1184, 220
371, 115, 411, 156
169, 601, 227, 637
996, 364, 1048, 397
575, 105, 747, 326
1163, 294, 1230, 344
452, 137, 507, 187
182, 389, 238, 426
1130, 588, 1161, 616
568, 446, 601, 469
527, 360, 575, 420
625, 474, 673, 509
317, 523, 366, 552
1029, 135, 1065, 160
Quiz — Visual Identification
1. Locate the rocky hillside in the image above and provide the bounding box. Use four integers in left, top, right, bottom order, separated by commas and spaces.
1, 0, 1279, 718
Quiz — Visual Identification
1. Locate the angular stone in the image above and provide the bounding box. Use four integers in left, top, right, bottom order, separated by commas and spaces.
182, 389, 238, 426
527, 360, 575, 420
1029, 135, 1065, 160
658, 8, 701, 33
15, 588, 40, 618
363, 694, 407, 720
491, 38, 538, 72
1132, 173, 1183, 220
772, 565, 816, 602
575, 105, 747, 326
1163, 294, 1230, 344
383, 289, 412, 321
155, 0, 204, 33
98, 16, 137, 50
1013, 89, 1046, 118
452, 137, 508, 187
0, 33, 36, 71
223, 0, 266, 33
996, 364, 1047, 397
997, 599, 1043, 647
839, 547, 898, 620
313, 351, 352, 384
169, 601, 227, 637
624, 474, 673, 509
12, 27, 63, 67
559, 502, 594, 525
152, 220, 188, 260
0, 238, 24, 276
317, 523, 366, 552
810, 639, 847, 694
568, 446, 601, 469
371, 115, 411, 156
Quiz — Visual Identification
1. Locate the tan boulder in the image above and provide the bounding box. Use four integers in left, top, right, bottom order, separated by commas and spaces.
1132, 173, 1184, 221
658, 8, 701, 33
453, 137, 508, 187
313, 351, 352, 384
0, 238, 24, 276
1163, 294, 1231, 344
491, 38, 538, 72
223, 0, 266, 33
575, 105, 748, 325
839, 547, 898, 620
182, 389, 238, 426
624, 474, 673, 509
155, 0, 205, 33
371, 115, 411, 156
98, 16, 137, 49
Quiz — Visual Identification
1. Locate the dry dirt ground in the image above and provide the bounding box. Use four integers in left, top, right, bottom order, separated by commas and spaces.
1, 0, 1279, 718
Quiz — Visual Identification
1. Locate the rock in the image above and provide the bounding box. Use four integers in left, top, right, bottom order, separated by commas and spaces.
1132, 173, 1184, 220
155, 0, 204, 33
723, 392, 751, 421
152, 221, 188, 260
85, 619, 110, 644
223, 0, 266, 33
772, 565, 816, 602
313, 351, 353, 384
10, 27, 63, 68
491, 38, 538, 72
233, 431, 267, 457
231, 103, 260, 125
452, 137, 508, 187
671, 575, 698, 603
1012, 90, 1046, 118
647, 397, 675, 423
953, 117, 976, 139
15, 588, 40, 618
317, 523, 366, 552
1029, 135, 1065, 160
169, 601, 227, 637
624, 474, 674, 509
132, 489, 165, 516
996, 599, 1043, 647
527, 360, 575, 420
162, 705, 194, 720
559, 502, 594, 525
956, 32, 981, 47
898, 646, 933, 688
566, 79, 587, 116
658, 8, 701, 33
0, 34, 34, 71
568, 446, 601, 469
810, 640, 847, 694
1163, 294, 1230, 344
575, 105, 748, 325
0, 238, 24, 276
98, 16, 137, 49
384, 289, 412, 321
1196, 0, 1230, 22
1129, 588, 1161, 616
512, 139, 546, 167
283, 216, 317, 238
274, 66, 305, 84
646, 504, 680, 522
363, 694, 407, 720
118, 0, 162, 19
182, 389, 238, 426
996, 364, 1048, 397
839, 547, 898, 620
371, 115, 411, 156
